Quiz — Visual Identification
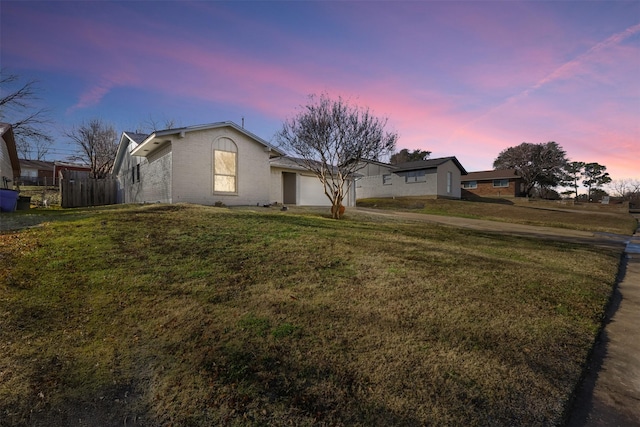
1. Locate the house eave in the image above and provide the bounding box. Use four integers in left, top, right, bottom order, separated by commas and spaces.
129, 121, 285, 158
130, 133, 170, 157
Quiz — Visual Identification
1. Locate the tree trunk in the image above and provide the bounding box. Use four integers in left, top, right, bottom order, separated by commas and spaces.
330, 199, 345, 219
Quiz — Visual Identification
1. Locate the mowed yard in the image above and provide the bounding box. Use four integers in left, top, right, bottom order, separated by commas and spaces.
0, 201, 634, 426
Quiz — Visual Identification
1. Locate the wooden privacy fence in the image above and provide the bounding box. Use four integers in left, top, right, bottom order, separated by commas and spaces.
60, 171, 117, 208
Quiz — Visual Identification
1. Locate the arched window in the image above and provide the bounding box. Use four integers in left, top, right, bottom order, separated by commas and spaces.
213, 137, 237, 193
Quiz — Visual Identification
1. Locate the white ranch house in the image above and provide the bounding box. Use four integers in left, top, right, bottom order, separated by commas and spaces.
112, 122, 354, 208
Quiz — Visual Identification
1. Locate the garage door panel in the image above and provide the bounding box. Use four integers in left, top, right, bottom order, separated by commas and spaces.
299, 175, 330, 206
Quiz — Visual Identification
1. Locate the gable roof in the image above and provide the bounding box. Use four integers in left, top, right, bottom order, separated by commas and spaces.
392, 156, 467, 175
462, 169, 520, 181
112, 131, 151, 175
124, 131, 148, 144
0, 123, 21, 179
130, 121, 284, 158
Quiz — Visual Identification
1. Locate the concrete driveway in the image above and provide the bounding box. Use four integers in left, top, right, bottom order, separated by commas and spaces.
356, 207, 632, 250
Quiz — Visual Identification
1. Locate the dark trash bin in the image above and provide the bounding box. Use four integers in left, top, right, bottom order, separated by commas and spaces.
0, 189, 19, 212
17, 196, 31, 210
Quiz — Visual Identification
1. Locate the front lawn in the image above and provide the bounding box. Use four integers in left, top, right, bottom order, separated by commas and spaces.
0, 204, 623, 426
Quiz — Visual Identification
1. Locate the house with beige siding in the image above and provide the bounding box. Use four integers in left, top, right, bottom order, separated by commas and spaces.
112, 121, 353, 207
356, 157, 467, 200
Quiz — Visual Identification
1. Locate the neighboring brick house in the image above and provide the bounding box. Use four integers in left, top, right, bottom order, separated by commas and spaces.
18, 160, 91, 186
18, 159, 54, 185
461, 169, 525, 198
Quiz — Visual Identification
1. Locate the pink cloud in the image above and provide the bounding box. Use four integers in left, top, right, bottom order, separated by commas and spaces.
4, 2, 638, 181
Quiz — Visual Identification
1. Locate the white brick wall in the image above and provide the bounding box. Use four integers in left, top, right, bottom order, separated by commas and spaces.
0, 135, 13, 184
116, 142, 172, 204
171, 127, 271, 206
142, 145, 172, 203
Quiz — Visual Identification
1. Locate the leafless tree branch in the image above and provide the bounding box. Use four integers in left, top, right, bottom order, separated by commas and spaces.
276, 94, 397, 218
65, 119, 118, 179
0, 70, 53, 160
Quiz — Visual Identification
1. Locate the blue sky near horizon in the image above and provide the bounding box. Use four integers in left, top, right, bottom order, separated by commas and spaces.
1, 0, 639, 181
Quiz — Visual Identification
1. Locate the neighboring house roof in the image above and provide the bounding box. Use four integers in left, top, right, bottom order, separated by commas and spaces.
0, 123, 21, 178
130, 121, 284, 158
54, 161, 91, 171
54, 161, 91, 168
392, 156, 467, 175
271, 155, 361, 177
462, 169, 520, 181
358, 158, 393, 168
19, 159, 55, 172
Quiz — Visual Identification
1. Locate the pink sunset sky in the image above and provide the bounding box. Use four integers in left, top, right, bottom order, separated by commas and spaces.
2, 1, 639, 182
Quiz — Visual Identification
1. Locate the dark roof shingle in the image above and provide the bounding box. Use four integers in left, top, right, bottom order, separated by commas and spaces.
462, 169, 520, 181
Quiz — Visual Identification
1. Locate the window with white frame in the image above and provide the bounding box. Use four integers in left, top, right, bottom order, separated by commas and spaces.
213, 137, 238, 193
383, 174, 392, 185
493, 179, 509, 188
463, 181, 477, 189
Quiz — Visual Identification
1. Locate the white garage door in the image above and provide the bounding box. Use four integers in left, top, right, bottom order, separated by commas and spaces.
298, 175, 331, 206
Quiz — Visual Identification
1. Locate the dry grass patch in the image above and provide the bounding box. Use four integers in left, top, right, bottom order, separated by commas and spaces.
0, 204, 623, 426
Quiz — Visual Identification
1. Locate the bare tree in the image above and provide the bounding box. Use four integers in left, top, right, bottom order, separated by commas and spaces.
609, 178, 640, 200
65, 119, 118, 179
609, 179, 630, 198
276, 94, 397, 218
139, 115, 178, 133
0, 70, 53, 160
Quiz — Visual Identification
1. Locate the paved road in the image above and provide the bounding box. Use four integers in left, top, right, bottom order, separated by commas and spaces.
356, 208, 640, 426
567, 215, 640, 427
